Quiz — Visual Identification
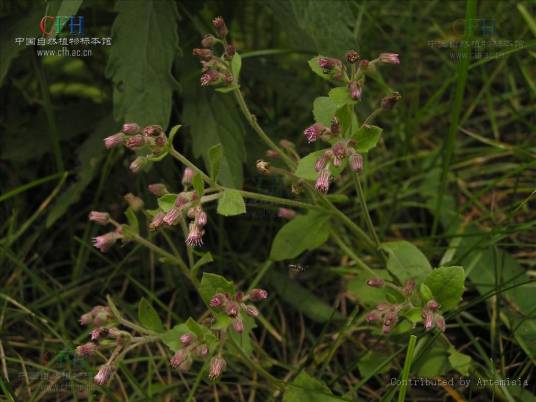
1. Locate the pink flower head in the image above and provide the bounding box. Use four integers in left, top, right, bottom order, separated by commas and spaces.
349, 152, 363, 172
79, 312, 93, 326
212, 17, 228, 38
76, 342, 96, 357
318, 57, 336, 70
180, 332, 193, 346
163, 207, 181, 226
242, 304, 259, 317
348, 80, 362, 100
91, 327, 106, 341
422, 309, 434, 331
194, 209, 208, 227
366, 311, 380, 322
185, 223, 204, 247
149, 212, 165, 231
209, 293, 226, 308
304, 123, 326, 143
225, 301, 239, 317
346, 50, 360, 64
332, 142, 346, 160
192, 48, 214, 60
182, 168, 194, 186
314, 150, 331, 172
124, 134, 145, 149
143, 125, 163, 137
88, 211, 110, 226
148, 183, 168, 196
225, 43, 236, 58
195, 344, 209, 357
129, 156, 147, 174
92, 232, 120, 253
121, 123, 140, 134
315, 169, 331, 193
208, 356, 226, 380
232, 317, 244, 333
94, 365, 112, 385
277, 208, 296, 220
104, 133, 125, 149
248, 288, 268, 302
367, 278, 385, 288
200, 70, 220, 86
379, 53, 400, 64
435, 315, 446, 332
426, 300, 440, 311
170, 349, 189, 370
402, 279, 416, 296
201, 34, 217, 48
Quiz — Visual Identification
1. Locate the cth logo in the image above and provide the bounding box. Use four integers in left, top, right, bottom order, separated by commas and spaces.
39, 15, 84, 37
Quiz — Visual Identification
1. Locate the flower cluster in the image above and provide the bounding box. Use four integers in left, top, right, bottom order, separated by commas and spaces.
103, 123, 168, 173
209, 288, 268, 335
193, 17, 236, 88
170, 332, 209, 372
89, 212, 123, 252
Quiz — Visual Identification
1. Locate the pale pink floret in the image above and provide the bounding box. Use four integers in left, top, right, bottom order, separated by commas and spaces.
76, 342, 96, 357
304, 123, 325, 143
147, 183, 168, 196
149, 212, 165, 231
248, 288, 268, 301
315, 169, 331, 193
208, 356, 226, 380
182, 168, 194, 186
121, 123, 140, 134
349, 153, 363, 172
104, 133, 124, 149
180, 333, 193, 346
200, 70, 219, 86
163, 207, 181, 226
348, 80, 362, 100
94, 365, 112, 385
88, 211, 110, 225
277, 208, 296, 220
379, 53, 400, 64
194, 209, 208, 227
185, 223, 204, 247
232, 317, 244, 333
92, 232, 120, 253
210, 293, 226, 308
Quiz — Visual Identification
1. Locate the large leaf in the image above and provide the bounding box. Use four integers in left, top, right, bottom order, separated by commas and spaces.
217, 189, 246, 216
105, 0, 179, 128
137, 298, 164, 333
380, 241, 432, 284
424, 266, 465, 311
270, 211, 331, 261
352, 125, 383, 153
284, 372, 346, 402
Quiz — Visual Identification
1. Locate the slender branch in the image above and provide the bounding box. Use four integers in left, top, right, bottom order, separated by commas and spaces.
353, 173, 381, 247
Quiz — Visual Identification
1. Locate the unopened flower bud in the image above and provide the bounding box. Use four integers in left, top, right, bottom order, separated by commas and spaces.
332, 142, 346, 159
92, 232, 121, 253
378, 53, 400, 64
143, 125, 163, 137
148, 183, 168, 196
125, 135, 145, 149
346, 50, 360, 63
104, 133, 125, 149
91, 327, 106, 341
210, 293, 226, 308
314, 151, 331, 172
402, 279, 416, 296
200, 70, 220, 87
94, 365, 113, 385
193, 48, 214, 60
367, 278, 385, 288
201, 34, 217, 48
182, 168, 194, 186
149, 212, 165, 231
208, 356, 226, 380
256, 160, 271, 175
248, 288, 268, 301
242, 304, 259, 317
195, 344, 209, 357
92, 306, 112, 326
330, 118, 340, 135
224, 44, 236, 59
426, 300, 440, 311
266, 149, 279, 159
194, 209, 208, 227
304, 123, 326, 143
318, 57, 338, 70
180, 332, 193, 346
232, 317, 244, 333
422, 309, 434, 330
366, 311, 380, 322
129, 156, 147, 174
76, 342, 96, 357
279, 139, 295, 149
349, 152, 363, 172
124, 193, 144, 211
225, 301, 239, 317
435, 315, 446, 332
277, 208, 296, 220
122, 123, 140, 134
348, 80, 362, 100
359, 59, 369, 70
315, 169, 331, 193
89, 211, 110, 225
185, 223, 204, 247
212, 17, 228, 38
381, 91, 401, 110
170, 349, 189, 370
163, 207, 181, 226
80, 312, 93, 326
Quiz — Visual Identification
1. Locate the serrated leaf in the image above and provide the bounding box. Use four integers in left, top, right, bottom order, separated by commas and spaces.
352, 125, 383, 152
157, 194, 177, 212
137, 298, 164, 333
328, 87, 356, 108
380, 241, 432, 284
270, 211, 331, 261
105, 0, 179, 128
231, 53, 242, 80
217, 189, 246, 216
284, 372, 345, 402
448, 349, 472, 376
313, 96, 338, 126
424, 266, 465, 311
199, 273, 235, 306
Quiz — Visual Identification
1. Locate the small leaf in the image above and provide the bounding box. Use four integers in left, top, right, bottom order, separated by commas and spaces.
420, 283, 434, 302
313, 96, 338, 126
192, 252, 213, 274
231, 52, 242, 80
307, 56, 332, 81
185, 318, 219, 351
208, 143, 222, 180
448, 348, 472, 376
138, 298, 164, 333
346, 270, 393, 307
217, 189, 246, 216
168, 124, 181, 144
124, 207, 139, 235
328, 87, 356, 108
294, 150, 325, 180
424, 266, 465, 311
199, 273, 235, 306
160, 323, 189, 351
352, 125, 383, 152
270, 211, 331, 261
380, 241, 432, 284
192, 173, 204, 197
157, 194, 177, 212
284, 372, 344, 402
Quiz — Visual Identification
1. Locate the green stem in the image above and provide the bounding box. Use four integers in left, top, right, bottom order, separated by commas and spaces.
168, 147, 215, 187
397, 335, 417, 402
232, 89, 296, 169
238, 190, 320, 211
353, 173, 380, 247
330, 230, 376, 276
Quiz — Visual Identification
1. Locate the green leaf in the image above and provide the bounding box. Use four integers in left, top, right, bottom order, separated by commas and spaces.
294, 150, 324, 180
307, 57, 332, 81
199, 273, 235, 306
192, 173, 204, 197
328, 87, 356, 108
105, 0, 180, 128
284, 372, 345, 402
424, 266, 465, 311
313, 96, 337, 126
124, 207, 139, 235
380, 241, 432, 284
420, 283, 434, 302
157, 194, 177, 212
137, 298, 164, 333
192, 252, 214, 274
413, 337, 451, 377
357, 351, 391, 376
231, 52, 242, 80
346, 270, 393, 307
268, 271, 343, 323
270, 211, 331, 261
160, 323, 189, 351
448, 348, 472, 376
185, 318, 219, 351
352, 125, 383, 153
214, 85, 240, 93
217, 189, 246, 216
208, 144, 222, 180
